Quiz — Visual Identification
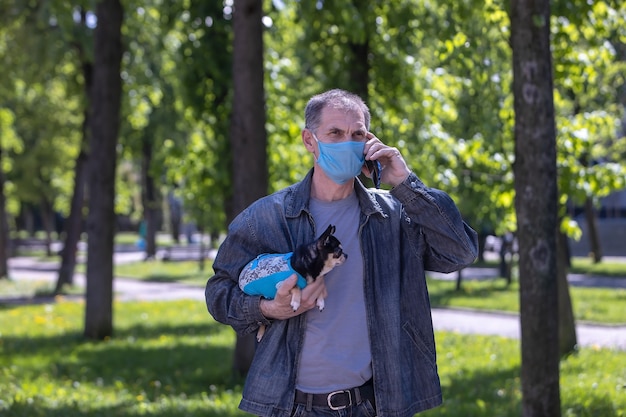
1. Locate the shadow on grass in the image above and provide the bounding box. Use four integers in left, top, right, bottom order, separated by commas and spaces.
426, 365, 621, 417
4, 401, 243, 417
2, 320, 246, 417
2, 321, 226, 356
138, 273, 206, 284
428, 281, 512, 308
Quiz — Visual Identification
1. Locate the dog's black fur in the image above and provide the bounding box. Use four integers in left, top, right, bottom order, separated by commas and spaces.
291, 224, 347, 284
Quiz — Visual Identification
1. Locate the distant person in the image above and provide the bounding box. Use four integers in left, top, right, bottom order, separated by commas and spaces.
205, 89, 478, 417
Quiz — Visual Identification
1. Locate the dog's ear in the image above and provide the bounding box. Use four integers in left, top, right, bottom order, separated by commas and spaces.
319, 224, 335, 245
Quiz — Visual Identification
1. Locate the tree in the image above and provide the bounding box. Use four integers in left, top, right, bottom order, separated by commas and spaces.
56, 6, 93, 293
84, 0, 124, 340
510, 1, 561, 416
0, 133, 10, 279
230, 0, 268, 377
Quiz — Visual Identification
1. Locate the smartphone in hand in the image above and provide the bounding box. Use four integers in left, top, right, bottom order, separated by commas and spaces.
364, 160, 381, 189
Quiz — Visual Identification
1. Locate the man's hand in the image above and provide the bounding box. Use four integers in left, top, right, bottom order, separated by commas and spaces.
259, 274, 328, 320
363, 133, 411, 188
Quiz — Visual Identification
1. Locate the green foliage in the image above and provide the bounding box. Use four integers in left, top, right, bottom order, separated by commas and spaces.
0, 0, 86, 220
2, 0, 625, 241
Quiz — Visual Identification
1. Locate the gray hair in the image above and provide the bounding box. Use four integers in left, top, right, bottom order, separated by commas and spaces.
304, 89, 371, 132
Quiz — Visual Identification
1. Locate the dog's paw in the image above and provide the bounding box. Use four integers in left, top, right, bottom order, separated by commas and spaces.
316, 298, 325, 311
290, 300, 301, 311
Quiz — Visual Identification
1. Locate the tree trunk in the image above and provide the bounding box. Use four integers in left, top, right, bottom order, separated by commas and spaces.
56, 11, 93, 293
55, 146, 88, 293
510, 1, 561, 416
168, 191, 182, 244
84, 0, 124, 340
39, 196, 54, 257
0, 146, 9, 280
557, 229, 577, 356
583, 196, 602, 263
230, 0, 268, 376
455, 268, 463, 291
141, 137, 158, 259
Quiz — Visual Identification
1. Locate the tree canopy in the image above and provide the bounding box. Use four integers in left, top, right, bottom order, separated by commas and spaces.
0, 0, 624, 245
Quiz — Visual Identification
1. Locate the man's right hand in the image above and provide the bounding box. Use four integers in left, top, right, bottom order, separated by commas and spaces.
259, 274, 327, 320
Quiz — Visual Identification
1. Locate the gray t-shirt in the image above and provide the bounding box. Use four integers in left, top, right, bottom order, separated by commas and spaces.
295, 191, 373, 393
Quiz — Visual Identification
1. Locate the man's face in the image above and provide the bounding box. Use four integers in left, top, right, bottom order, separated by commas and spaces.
313, 107, 368, 145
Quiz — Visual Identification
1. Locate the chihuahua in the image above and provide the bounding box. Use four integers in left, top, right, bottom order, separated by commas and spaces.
238, 224, 348, 341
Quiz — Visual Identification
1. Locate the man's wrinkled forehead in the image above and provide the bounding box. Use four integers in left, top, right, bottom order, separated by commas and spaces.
320, 104, 366, 127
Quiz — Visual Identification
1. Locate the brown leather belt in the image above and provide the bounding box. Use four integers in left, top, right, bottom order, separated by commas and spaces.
294, 381, 375, 411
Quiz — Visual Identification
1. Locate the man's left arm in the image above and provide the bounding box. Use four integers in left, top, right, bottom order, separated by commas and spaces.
364, 135, 478, 272
391, 172, 478, 272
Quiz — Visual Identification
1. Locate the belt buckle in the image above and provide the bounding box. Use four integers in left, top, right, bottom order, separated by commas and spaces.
327, 389, 352, 410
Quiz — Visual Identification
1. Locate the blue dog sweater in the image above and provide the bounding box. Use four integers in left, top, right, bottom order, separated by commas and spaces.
238, 252, 307, 299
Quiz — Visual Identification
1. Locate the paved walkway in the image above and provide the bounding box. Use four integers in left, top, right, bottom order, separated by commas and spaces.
3, 254, 626, 350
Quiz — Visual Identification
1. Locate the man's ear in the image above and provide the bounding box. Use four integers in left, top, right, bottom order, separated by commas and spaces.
302, 130, 316, 154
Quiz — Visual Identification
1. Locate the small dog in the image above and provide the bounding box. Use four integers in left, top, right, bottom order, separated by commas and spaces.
239, 224, 348, 341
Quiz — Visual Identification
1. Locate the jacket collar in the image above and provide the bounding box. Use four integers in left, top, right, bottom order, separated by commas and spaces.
285, 168, 387, 219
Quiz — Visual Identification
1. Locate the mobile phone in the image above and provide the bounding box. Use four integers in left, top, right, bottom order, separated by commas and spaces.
364, 160, 381, 189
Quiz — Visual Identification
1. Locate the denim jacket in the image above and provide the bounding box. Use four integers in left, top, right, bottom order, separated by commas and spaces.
205, 169, 478, 417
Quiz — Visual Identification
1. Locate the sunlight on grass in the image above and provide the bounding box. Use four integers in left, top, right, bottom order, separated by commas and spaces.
426, 278, 626, 324
1, 300, 624, 417
422, 333, 626, 417
114, 260, 212, 286
0, 300, 247, 417
571, 257, 626, 277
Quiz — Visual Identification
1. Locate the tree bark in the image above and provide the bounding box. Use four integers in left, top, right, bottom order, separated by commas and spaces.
230, 0, 268, 376
583, 196, 602, 263
55, 145, 88, 293
511, 0, 561, 416
557, 229, 577, 356
141, 137, 158, 259
56, 11, 93, 293
0, 146, 9, 280
39, 196, 54, 257
84, 0, 124, 340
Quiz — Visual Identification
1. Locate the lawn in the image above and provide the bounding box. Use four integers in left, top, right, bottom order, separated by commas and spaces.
3, 255, 625, 325
0, 300, 624, 417
426, 278, 626, 324
114, 259, 212, 286
114, 258, 626, 324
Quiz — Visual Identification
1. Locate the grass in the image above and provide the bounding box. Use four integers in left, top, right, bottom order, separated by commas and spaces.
0, 300, 246, 417
426, 278, 626, 324
1, 300, 624, 417
3, 255, 625, 324
570, 257, 626, 277
114, 260, 212, 286
112, 258, 626, 325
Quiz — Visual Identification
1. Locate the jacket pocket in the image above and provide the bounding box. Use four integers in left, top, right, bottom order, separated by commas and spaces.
402, 321, 437, 369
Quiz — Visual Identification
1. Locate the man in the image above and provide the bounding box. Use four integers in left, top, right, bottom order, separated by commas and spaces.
205, 89, 478, 417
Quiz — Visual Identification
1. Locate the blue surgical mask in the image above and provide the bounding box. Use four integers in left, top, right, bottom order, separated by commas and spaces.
312, 133, 365, 185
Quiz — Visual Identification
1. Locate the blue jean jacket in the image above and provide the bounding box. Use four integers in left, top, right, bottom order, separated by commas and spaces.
205, 170, 478, 417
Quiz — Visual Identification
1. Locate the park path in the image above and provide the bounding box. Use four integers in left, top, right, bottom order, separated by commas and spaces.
4, 253, 626, 350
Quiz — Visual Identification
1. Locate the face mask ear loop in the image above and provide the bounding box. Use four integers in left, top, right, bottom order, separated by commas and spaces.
310, 131, 321, 163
